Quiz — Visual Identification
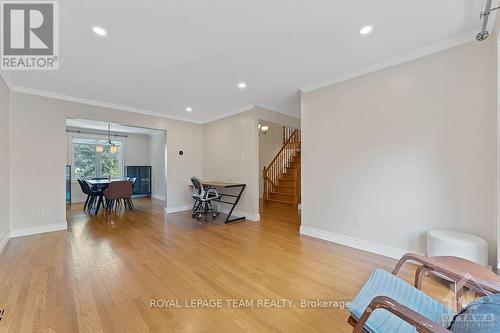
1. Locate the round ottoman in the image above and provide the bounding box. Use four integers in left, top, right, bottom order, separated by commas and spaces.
427, 229, 488, 267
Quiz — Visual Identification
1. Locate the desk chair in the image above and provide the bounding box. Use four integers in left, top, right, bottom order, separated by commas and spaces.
190, 177, 220, 220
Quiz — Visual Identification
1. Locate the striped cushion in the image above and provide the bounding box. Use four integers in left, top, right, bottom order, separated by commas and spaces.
348, 269, 454, 333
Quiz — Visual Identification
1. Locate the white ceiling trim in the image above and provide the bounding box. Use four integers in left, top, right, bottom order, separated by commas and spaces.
8, 86, 264, 124
203, 104, 302, 124
10, 85, 204, 124
8, 85, 275, 124
203, 104, 256, 124
3, 29, 479, 124
300, 31, 476, 93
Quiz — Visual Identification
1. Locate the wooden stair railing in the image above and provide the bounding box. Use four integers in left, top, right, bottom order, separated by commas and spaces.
263, 129, 301, 210
283, 126, 296, 144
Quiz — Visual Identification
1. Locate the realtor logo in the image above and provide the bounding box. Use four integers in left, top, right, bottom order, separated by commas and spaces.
1, 1, 58, 70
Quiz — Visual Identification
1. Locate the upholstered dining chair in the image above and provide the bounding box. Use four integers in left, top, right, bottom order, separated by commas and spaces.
103, 180, 134, 213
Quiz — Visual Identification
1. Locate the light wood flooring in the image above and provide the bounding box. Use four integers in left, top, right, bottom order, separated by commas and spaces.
0, 199, 452, 332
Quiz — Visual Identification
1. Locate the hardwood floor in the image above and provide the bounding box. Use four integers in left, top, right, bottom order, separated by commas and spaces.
0, 199, 452, 332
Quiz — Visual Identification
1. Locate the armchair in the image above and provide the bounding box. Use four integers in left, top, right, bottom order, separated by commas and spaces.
348, 253, 500, 333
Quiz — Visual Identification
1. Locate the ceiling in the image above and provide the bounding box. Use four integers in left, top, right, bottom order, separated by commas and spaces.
3, 0, 490, 123
66, 118, 163, 135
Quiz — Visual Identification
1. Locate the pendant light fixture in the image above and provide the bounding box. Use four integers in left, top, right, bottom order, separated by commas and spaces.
107, 123, 119, 154
95, 123, 119, 154
110, 144, 119, 154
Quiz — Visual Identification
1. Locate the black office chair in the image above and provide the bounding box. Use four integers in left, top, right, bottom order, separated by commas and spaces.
190, 177, 220, 220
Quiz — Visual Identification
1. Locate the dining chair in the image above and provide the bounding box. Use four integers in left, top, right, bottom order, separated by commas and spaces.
77, 179, 101, 213
77, 179, 90, 211
103, 180, 134, 213
125, 177, 137, 190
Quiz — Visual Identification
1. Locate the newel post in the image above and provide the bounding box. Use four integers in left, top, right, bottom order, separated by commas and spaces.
263, 166, 267, 204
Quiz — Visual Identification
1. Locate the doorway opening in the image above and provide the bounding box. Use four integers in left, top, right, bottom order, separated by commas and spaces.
65, 118, 166, 221
258, 119, 301, 225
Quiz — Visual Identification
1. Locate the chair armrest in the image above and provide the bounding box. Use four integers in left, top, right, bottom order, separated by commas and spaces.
392, 253, 434, 276
353, 296, 451, 333
392, 253, 500, 296
205, 188, 219, 199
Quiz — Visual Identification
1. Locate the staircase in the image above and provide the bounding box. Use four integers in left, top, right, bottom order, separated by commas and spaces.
263, 128, 301, 210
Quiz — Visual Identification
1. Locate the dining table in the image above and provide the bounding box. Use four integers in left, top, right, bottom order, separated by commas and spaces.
86, 179, 128, 215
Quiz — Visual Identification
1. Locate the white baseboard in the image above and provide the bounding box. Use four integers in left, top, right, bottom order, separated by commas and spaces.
152, 194, 165, 202
165, 205, 192, 214
10, 221, 68, 238
0, 230, 10, 255
164, 204, 260, 222
218, 207, 260, 222
299, 226, 412, 260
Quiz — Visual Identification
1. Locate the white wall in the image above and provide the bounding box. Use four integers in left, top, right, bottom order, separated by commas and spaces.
301, 40, 498, 265
150, 131, 166, 201
259, 120, 285, 197
255, 107, 301, 130
123, 133, 151, 166
9, 92, 203, 235
0, 77, 9, 248
203, 106, 300, 219
203, 109, 259, 218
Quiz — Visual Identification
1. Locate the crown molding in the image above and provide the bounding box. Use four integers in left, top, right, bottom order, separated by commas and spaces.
4, 31, 477, 123
300, 31, 476, 93
202, 104, 303, 124
8, 86, 273, 125
202, 104, 256, 124
10, 86, 204, 124
253, 104, 301, 121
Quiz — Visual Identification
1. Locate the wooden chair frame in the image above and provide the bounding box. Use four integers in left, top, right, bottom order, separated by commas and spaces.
348, 253, 500, 333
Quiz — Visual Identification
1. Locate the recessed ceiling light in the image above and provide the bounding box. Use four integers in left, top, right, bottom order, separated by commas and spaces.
238, 82, 247, 89
185, 107, 193, 112
359, 25, 373, 35
92, 26, 107, 37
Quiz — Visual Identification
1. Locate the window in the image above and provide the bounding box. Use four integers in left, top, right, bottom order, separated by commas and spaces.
72, 137, 123, 180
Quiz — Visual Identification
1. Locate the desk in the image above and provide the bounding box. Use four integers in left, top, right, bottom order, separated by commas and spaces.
203, 181, 246, 223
